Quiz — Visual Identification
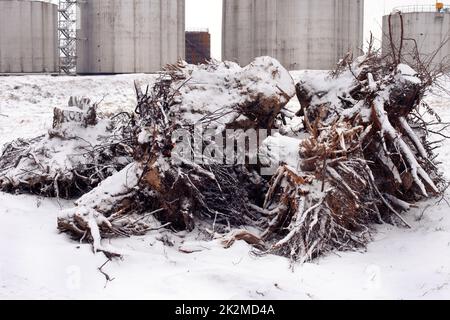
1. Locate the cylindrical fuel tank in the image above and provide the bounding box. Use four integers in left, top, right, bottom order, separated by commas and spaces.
76, 0, 185, 74
222, 0, 365, 70
382, 7, 450, 68
0, 0, 58, 73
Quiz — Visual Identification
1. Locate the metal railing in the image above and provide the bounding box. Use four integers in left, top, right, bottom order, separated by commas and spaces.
392, 5, 450, 14
58, 0, 78, 75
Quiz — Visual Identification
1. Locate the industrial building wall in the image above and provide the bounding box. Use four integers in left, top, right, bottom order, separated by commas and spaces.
77, 0, 185, 74
0, 0, 58, 73
382, 12, 450, 68
222, 0, 365, 70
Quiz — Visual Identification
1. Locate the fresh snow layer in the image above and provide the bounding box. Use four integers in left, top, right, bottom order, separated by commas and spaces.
1, 73, 450, 299
173, 57, 295, 128
0, 74, 158, 144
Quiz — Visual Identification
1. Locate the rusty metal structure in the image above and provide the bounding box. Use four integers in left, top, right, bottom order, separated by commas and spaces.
185, 30, 211, 65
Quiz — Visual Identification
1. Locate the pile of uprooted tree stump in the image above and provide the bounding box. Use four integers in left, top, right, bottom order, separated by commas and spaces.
0, 47, 446, 262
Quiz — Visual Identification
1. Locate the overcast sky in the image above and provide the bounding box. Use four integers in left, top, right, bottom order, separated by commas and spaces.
186, 0, 440, 60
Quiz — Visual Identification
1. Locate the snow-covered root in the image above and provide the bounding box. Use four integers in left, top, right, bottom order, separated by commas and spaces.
57, 205, 151, 257
0, 96, 132, 198
372, 97, 439, 196
398, 116, 428, 159
278, 47, 446, 262
221, 229, 266, 249
52, 54, 445, 263
56, 57, 296, 256
261, 163, 374, 263
57, 163, 152, 255
160, 57, 296, 131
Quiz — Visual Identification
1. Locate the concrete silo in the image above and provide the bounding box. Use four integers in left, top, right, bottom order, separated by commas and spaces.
76, 0, 185, 74
222, 0, 365, 70
185, 31, 211, 65
0, 0, 58, 73
382, 5, 450, 68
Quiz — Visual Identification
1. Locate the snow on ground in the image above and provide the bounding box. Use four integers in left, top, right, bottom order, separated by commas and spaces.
1, 73, 450, 300
0, 74, 157, 143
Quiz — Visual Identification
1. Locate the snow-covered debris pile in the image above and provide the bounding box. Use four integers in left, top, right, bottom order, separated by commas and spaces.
57, 57, 296, 249
0, 97, 132, 198
2, 54, 445, 263
260, 46, 446, 262
164, 56, 295, 130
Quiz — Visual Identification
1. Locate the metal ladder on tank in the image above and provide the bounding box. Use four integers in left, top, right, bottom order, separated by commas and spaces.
58, 0, 78, 75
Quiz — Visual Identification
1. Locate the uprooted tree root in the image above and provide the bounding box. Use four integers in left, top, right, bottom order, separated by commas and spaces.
1, 54, 446, 263
258, 42, 445, 262
0, 97, 133, 198
56, 57, 294, 254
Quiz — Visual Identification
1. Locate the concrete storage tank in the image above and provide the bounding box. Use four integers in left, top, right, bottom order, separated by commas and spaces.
0, 0, 58, 73
77, 0, 185, 74
382, 5, 450, 68
222, 0, 365, 70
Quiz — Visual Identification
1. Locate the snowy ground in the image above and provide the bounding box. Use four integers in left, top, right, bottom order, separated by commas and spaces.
0, 74, 157, 142
1, 74, 450, 300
